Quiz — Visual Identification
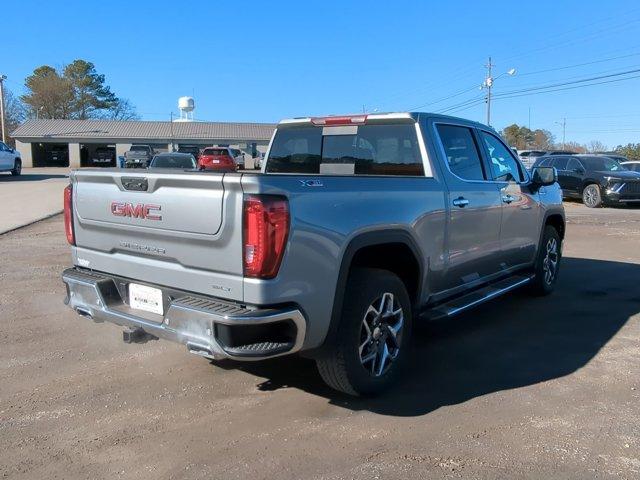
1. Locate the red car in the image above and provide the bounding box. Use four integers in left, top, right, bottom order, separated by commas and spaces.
198, 147, 240, 172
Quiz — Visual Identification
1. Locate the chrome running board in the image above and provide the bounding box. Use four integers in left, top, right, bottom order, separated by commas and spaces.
427, 275, 533, 320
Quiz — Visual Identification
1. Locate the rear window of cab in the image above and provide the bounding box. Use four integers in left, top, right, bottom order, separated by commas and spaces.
265, 124, 424, 176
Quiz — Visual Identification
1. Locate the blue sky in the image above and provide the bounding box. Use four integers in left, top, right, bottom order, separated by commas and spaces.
4, 0, 640, 148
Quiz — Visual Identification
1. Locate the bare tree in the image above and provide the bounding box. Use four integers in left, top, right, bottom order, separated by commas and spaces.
3, 89, 27, 147
586, 140, 607, 153
561, 141, 587, 153
104, 98, 140, 121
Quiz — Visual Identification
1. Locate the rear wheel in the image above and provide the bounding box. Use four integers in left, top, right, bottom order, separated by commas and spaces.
528, 226, 562, 296
582, 184, 602, 208
11, 159, 21, 176
316, 268, 412, 396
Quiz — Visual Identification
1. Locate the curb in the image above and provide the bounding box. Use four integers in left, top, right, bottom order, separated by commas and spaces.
0, 210, 64, 236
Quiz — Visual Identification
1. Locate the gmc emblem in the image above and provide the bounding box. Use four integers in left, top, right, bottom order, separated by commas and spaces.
111, 202, 162, 221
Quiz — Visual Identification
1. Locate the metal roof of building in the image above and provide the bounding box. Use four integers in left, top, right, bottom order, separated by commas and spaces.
11, 119, 276, 141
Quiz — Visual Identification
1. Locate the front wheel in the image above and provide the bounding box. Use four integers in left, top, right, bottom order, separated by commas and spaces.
528, 226, 562, 296
11, 159, 21, 176
582, 184, 602, 208
316, 268, 412, 396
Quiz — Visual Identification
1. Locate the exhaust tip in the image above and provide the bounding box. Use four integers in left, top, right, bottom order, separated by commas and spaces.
187, 342, 216, 359
76, 307, 93, 319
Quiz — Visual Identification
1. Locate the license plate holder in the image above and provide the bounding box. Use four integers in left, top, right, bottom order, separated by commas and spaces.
129, 283, 164, 315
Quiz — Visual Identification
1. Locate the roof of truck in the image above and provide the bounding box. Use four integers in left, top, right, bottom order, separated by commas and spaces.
278, 112, 493, 130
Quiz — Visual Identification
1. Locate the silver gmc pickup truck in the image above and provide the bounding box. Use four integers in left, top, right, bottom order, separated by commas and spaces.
62, 112, 565, 395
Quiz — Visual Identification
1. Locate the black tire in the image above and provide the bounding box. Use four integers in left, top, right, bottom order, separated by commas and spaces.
528, 226, 562, 296
316, 268, 413, 396
11, 159, 21, 176
582, 183, 602, 208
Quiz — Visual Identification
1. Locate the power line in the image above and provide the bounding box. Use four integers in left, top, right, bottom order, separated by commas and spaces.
517, 51, 640, 77
436, 94, 485, 113
500, 13, 640, 64
406, 85, 479, 111
492, 73, 640, 100
491, 67, 640, 98
367, 11, 640, 113
435, 71, 640, 117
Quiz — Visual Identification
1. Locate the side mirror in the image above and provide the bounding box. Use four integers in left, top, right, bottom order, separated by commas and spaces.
531, 166, 557, 187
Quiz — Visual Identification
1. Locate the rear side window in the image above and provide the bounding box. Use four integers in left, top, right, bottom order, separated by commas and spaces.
436, 124, 485, 181
552, 157, 569, 170
266, 124, 424, 176
479, 131, 524, 182
567, 158, 583, 171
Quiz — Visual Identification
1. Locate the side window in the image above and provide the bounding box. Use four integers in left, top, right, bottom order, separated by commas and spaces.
0, 142, 7, 151
479, 131, 524, 182
566, 158, 582, 171
552, 157, 569, 170
436, 124, 485, 181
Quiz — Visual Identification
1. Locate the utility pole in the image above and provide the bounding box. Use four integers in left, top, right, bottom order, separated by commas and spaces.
481, 58, 516, 126
556, 118, 566, 149
0, 74, 7, 144
485, 57, 493, 126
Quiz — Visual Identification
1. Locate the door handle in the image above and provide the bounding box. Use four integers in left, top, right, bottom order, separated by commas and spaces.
501, 194, 515, 204
452, 197, 470, 208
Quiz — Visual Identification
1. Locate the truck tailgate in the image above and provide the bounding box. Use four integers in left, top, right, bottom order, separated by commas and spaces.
70, 170, 245, 301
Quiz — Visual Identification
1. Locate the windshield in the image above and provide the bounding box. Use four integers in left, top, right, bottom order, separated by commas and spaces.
266, 124, 424, 176
151, 155, 196, 169
580, 156, 628, 172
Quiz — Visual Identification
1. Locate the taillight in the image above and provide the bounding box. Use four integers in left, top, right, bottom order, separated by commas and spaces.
243, 195, 289, 279
63, 184, 75, 245
310, 115, 367, 126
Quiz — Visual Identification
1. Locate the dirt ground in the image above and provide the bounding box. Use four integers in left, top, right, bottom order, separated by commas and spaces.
0, 204, 638, 479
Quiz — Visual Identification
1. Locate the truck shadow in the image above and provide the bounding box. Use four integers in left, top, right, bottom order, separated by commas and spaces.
226, 256, 639, 416
0, 173, 68, 182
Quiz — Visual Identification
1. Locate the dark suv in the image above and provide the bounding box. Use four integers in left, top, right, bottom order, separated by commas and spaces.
533, 154, 640, 207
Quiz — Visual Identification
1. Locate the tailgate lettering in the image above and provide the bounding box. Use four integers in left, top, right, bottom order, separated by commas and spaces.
111, 202, 162, 221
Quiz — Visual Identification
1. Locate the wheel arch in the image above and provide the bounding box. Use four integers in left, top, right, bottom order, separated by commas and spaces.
581, 178, 602, 192
545, 212, 565, 240
532, 210, 565, 262
317, 229, 424, 354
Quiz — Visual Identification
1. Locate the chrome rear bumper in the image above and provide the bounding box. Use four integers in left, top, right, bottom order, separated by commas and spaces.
62, 268, 306, 361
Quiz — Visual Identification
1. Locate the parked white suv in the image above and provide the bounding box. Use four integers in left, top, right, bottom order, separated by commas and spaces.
0, 142, 21, 176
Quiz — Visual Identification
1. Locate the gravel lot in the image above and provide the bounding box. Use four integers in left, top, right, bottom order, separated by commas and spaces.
0, 204, 638, 479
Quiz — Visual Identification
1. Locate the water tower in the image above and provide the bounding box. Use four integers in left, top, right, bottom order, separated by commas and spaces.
176, 96, 195, 121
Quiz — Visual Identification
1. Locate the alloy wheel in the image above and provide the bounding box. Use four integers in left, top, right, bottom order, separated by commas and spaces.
542, 237, 559, 285
583, 185, 599, 207
358, 292, 404, 377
